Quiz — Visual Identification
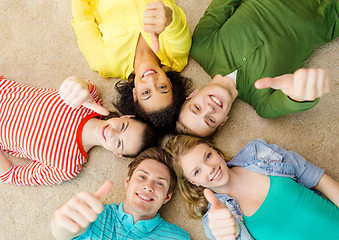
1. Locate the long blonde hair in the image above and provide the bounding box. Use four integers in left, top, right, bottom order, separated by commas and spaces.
165, 134, 231, 218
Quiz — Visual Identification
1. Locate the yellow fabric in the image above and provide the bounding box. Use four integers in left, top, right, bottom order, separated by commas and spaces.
72, 0, 191, 79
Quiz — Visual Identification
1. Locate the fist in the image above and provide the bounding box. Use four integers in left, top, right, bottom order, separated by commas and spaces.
204, 189, 238, 240
255, 68, 330, 102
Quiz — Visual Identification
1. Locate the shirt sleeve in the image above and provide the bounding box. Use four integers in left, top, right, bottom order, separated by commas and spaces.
159, 1, 192, 72
71, 0, 105, 72
255, 139, 325, 188
83, 79, 103, 106
250, 88, 319, 119
0, 161, 80, 185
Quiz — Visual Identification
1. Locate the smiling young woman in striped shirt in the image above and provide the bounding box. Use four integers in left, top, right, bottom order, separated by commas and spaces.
0, 76, 158, 185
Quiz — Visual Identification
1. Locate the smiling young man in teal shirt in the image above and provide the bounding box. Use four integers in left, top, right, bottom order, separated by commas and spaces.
51, 148, 190, 240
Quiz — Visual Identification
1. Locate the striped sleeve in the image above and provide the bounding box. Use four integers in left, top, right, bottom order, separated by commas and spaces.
84, 79, 103, 106
0, 160, 81, 185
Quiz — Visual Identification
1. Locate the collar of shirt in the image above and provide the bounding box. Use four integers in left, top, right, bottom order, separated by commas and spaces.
117, 202, 164, 232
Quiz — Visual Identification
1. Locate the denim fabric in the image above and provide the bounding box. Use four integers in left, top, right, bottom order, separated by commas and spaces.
202, 139, 325, 240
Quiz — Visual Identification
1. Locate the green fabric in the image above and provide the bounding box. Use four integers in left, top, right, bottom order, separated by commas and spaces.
243, 176, 339, 239
191, 0, 338, 118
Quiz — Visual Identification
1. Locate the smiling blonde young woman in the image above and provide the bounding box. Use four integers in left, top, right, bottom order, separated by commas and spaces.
165, 135, 339, 240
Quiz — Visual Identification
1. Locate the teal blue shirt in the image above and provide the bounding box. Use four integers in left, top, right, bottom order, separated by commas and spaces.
73, 202, 190, 240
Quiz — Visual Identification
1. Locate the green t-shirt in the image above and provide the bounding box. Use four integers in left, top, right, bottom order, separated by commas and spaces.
191, 0, 338, 118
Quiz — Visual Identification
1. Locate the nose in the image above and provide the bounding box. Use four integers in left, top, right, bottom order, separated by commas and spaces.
106, 125, 119, 139
143, 182, 154, 192
204, 102, 215, 113
203, 163, 215, 175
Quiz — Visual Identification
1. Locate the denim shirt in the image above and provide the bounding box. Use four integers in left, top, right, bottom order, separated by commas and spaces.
202, 139, 325, 240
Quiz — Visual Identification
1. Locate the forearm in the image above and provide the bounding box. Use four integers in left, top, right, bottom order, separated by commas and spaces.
251, 89, 318, 119
0, 151, 12, 175
72, 0, 104, 70
315, 173, 339, 208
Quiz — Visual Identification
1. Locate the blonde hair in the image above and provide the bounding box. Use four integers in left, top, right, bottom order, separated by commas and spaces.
164, 134, 231, 218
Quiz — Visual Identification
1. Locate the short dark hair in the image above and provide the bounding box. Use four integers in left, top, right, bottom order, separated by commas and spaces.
127, 147, 177, 194
102, 112, 159, 158
114, 71, 191, 135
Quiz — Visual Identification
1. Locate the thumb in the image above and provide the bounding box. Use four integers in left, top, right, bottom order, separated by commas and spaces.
204, 189, 225, 210
150, 32, 159, 53
254, 74, 292, 90
94, 180, 114, 200
83, 98, 110, 116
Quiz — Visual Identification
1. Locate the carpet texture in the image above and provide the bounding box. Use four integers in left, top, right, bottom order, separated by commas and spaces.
0, 0, 338, 239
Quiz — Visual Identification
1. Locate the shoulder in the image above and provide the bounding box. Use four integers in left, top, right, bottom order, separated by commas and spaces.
157, 219, 190, 239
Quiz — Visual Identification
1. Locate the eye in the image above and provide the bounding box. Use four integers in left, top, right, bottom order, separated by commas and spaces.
159, 85, 167, 90
194, 169, 200, 176
142, 90, 150, 95
194, 104, 200, 110
117, 139, 121, 148
206, 152, 211, 160
157, 182, 164, 187
120, 122, 125, 131
208, 117, 215, 123
138, 175, 145, 180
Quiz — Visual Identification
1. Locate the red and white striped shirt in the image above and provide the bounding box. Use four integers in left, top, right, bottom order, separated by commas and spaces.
0, 76, 101, 185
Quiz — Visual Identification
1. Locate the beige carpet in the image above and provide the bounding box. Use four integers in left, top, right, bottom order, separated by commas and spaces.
0, 0, 338, 239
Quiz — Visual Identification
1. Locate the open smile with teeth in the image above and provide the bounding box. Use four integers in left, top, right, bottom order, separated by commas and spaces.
209, 95, 223, 108
102, 124, 109, 141
142, 69, 156, 78
137, 193, 153, 201
210, 167, 222, 181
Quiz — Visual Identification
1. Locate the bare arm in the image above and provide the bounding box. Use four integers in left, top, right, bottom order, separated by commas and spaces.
315, 173, 339, 208
0, 151, 12, 176
51, 181, 113, 240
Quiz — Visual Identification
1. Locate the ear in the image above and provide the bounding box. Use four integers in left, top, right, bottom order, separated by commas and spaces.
120, 115, 135, 119
132, 88, 137, 102
218, 117, 228, 130
125, 176, 130, 189
186, 89, 199, 100
163, 192, 173, 205
114, 152, 124, 158
189, 180, 199, 186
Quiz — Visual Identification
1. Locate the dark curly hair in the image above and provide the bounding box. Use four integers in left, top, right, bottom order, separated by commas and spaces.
114, 71, 191, 135
102, 112, 159, 158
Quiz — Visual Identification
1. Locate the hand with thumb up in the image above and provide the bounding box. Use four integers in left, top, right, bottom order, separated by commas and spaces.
204, 189, 239, 240
143, 1, 173, 53
51, 181, 114, 239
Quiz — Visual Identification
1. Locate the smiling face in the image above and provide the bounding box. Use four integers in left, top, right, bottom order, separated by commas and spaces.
133, 66, 173, 113
99, 116, 146, 156
180, 143, 229, 192
178, 84, 234, 137
123, 159, 172, 221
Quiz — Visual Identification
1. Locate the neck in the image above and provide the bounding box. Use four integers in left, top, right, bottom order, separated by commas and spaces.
123, 202, 157, 224
211, 75, 238, 102
212, 167, 243, 196
134, 34, 160, 72
81, 118, 101, 152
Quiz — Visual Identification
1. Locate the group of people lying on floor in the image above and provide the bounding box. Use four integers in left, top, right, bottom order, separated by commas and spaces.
1, 0, 338, 239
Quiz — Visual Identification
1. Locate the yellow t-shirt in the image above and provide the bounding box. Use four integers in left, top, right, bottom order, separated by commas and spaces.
72, 0, 192, 79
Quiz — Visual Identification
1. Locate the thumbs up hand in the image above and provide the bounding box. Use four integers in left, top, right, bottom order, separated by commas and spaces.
254, 68, 330, 102
53, 181, 114, 234
143, 1, 172, 53
204, 189, 238, 240
59, 76, 109, 116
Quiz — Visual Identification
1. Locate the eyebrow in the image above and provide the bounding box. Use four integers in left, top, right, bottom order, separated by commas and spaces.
138, 170, 169, 182
121, 121, 129, 151
142, 90, 170, 101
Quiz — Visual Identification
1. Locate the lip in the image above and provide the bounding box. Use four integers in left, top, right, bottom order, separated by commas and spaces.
210, 167, 222, 181
142, 69, 156, 78
209, 94, 223, 108
136, 193, 153, 202
102, 124, 109, 141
